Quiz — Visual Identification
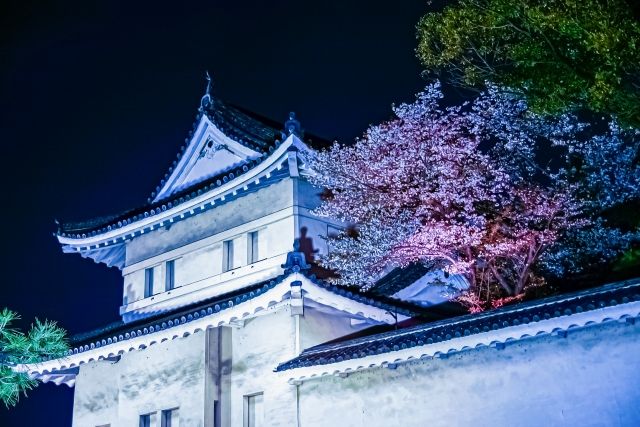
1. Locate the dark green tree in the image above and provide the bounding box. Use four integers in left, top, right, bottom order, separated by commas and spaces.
417, 0, 640, 127
0, 308, 68, 408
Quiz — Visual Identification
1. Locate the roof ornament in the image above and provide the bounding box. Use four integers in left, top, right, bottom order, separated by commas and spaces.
200, 71, 213, 111
283, 111, 303, 138
282, 238, 311, 273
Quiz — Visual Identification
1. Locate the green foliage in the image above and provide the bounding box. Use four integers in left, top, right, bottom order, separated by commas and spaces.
417, 0, 640, 127
0, 308, 68, 408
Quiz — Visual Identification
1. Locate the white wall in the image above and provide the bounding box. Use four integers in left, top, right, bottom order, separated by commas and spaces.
297, 320, 640, 427
293, 178, 343, 262
299, 305, 371, 352
125, 179, 295, 266
73, 332, 208, 427
69, 303, 640, 427
120, 176, 342, 320
228, 307, 298, 427
72, 359, 119, 427
120, 177, 298, 307
225, 303, 374, 426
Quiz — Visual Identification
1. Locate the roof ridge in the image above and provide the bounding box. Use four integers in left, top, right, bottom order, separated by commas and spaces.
276, 277, 640, 371
67, 270, 433, 348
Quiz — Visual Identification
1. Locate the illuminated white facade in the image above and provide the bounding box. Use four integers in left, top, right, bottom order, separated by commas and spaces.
20, 86, 640, 427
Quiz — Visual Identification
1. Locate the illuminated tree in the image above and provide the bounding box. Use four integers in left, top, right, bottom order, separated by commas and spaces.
0, 309, 68, 408
309, 82, 639, 311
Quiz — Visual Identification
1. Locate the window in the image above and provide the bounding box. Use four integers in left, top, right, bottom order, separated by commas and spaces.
139, 413, 155, 427
222, 239, 234, 272
144, 268, 154, 298
244, 393, 264, 427
161, 408, 179, 427
247, 231, 259, 264
165, 260, 175, 291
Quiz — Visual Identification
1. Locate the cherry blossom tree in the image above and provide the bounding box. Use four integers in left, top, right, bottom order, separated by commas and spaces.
308, 82, 638, 312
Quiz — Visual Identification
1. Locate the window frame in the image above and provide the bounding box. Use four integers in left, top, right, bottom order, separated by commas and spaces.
144, 267, 154, 298
243, 392, 264, 427
161, 407, 179, 427
247, 231, 259, 264
165, 259, 175, 291
222, 239, 234, 272
139, 413, 154, 427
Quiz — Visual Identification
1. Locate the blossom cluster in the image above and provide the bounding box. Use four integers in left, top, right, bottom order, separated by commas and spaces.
307, 82, 639, 311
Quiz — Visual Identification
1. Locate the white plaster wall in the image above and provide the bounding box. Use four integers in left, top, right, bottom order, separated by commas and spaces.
72, 332, 208, 427
226, 303, 376, 427
298, 320, 640, 427
177, 245, 218, 286
118, 175, 344, 318
121, 215, 296, 309
229, 307, 298, 427
72, 360, 119, 427
292, 179, 323, 211
295, 215, 333, 261
293, 178, 344, 261
125, 179, 295, 266
299, 306, 372, 352
124, 269, 145, 305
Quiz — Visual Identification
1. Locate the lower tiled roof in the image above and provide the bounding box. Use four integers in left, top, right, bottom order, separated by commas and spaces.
370, 263, 433, 296
70, 276, 285, 349
68, 272, 443, 353
275, 278, 640, 372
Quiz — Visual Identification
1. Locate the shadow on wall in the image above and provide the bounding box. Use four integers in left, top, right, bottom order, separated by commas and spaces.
298, 227, 318, 264
298, 226, 335, 280
123, 282, 139, 306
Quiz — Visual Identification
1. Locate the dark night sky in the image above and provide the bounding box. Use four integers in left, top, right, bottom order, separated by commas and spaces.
0, 1, 434, 425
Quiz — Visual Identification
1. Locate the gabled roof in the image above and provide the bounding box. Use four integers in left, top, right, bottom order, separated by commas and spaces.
59, 98, 329, 237
152, 99, 283, 203
370, 263, 432, 296
55, 93, 330, 268
276, 278, 640, 377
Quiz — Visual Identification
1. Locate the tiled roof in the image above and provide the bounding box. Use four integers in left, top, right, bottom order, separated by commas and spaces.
275, 278, 640, 372
202, 100, 283, 153
306, 274, 464, 321
370, 263, 433, 296
58, 98, 330, 236
68, 272, 440, 353
58, 160, 284, 236
69, 276, 284, 347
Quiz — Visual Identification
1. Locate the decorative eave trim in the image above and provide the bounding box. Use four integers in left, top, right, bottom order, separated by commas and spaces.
279, 301, 640, 383
57, 134, 310, 250
153, 114, 261, 202
16, 272, 404, 384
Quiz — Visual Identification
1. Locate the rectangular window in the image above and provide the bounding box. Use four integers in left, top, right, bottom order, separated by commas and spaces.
244, 393, 264, 427
144, 268, 154, 298
165, 260, 175, 291
247, 231, 259, 264
139, 413, 154, 427
161, 408, 179, 427
222, 240, 234, 272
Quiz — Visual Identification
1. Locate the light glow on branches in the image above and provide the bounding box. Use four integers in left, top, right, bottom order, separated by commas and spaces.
308, 82, 639, 311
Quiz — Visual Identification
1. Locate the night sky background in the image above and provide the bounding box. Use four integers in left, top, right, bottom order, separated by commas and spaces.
0, 1, 437, 425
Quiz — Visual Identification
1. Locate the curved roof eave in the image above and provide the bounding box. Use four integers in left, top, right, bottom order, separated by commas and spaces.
57, 134, 310, 250
276, 278, 640, 379
15, 272, 419, 381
